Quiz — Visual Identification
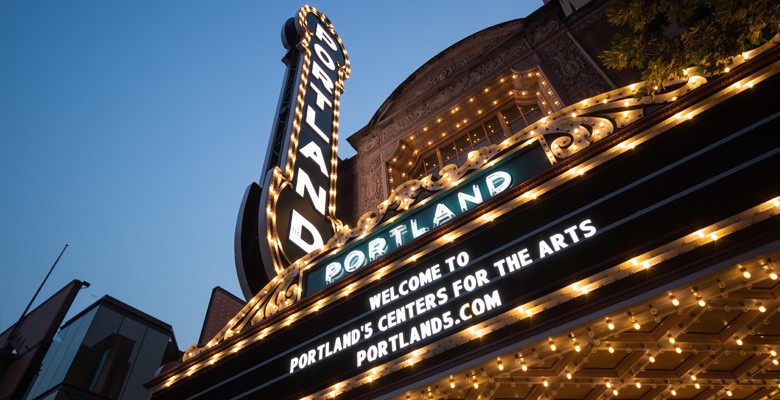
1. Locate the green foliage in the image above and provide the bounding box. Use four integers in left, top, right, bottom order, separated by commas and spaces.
600, 0, 780, 94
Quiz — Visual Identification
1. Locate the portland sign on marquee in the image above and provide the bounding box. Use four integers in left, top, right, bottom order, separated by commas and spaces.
236, 6, 349, 297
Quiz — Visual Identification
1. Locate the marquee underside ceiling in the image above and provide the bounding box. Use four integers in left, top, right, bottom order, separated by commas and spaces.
395, 249, 780, 400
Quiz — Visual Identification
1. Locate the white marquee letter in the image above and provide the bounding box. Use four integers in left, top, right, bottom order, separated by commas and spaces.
289, 209, 324, 253
486, 171, 512, 196
314, 43, 335, 70
306, 105, 331, 143
315, 24, 337, 51
368, 238, 387, 261
432, 203, 456, 226
295, 168, 326, 215
299, 141, 328, 177
325, 262, 342, 284
311, 61, 334, 94
457, 184, 483, 212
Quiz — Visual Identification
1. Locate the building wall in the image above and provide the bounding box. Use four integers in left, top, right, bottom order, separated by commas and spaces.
24, 297, 177, 400
338, 0, 638, 226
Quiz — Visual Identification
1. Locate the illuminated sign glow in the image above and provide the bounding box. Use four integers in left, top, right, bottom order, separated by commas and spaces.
289, 218, 597, 372
237, 5, 349, 295
304, 141, 552, 295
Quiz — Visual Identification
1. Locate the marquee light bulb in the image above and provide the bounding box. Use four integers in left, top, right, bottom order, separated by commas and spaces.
649, 356, 656, 363
566, 372, 572, 379
543, 379, 549, 387
758, 303, 767, 313
698, 298, 706, 307
727, 390, 733, 396
736, 338, 743, 346
671, 389, 677, 396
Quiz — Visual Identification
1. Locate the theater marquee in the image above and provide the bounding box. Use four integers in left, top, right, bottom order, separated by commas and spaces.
147, 4, 780, 399
236, 6, 350, 297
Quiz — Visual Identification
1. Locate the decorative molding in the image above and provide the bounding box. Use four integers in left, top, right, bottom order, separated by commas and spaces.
167, 41, 777, 391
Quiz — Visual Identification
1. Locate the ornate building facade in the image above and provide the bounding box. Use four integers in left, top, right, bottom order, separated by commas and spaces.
339, 0, 635, 226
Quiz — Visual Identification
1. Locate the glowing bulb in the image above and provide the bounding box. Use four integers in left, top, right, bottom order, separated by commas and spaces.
671, 389, 677, 396
770, 272, 778, 280
521, 362, 527, 371
742, 269, 752, 279
575, 344, 581, 352
636, 382, 641, 388
543, 379, 549, 387
727, 390, 733, 396
759, 304, 767, 313
608, 344, 615, 353
566, 372, 572, 379
698, 299, 706, 307
675, 346, 682, 354
736, 338, 743, 346
649, 356, 656, 363
634, 322, 641, 330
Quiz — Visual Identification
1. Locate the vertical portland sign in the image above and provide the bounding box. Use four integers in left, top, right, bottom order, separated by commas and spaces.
235, 6, 349, 298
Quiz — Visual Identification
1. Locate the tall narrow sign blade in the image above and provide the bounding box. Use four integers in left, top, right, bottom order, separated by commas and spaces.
236, 6, 349, 298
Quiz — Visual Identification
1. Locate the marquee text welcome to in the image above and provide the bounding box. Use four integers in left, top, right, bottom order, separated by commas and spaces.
288, 218, 597, 373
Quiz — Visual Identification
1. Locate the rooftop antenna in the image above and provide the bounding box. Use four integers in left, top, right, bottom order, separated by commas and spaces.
5, 244, 69, 352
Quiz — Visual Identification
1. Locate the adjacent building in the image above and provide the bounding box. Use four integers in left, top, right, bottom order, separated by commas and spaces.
1, 282, 180, 400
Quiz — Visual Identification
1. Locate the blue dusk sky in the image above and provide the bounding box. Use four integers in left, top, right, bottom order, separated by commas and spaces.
1, 1, 541, 348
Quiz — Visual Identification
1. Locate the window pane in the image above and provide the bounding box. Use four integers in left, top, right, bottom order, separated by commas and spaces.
453, 135, 472, 164
440, 142, 457, 165
469, 126, 490, 151
521, 105, 544, 126
484, 116, 503, 144
423, 154, 439, 174
504, 104, 529, 133
501, 105, 522, 126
